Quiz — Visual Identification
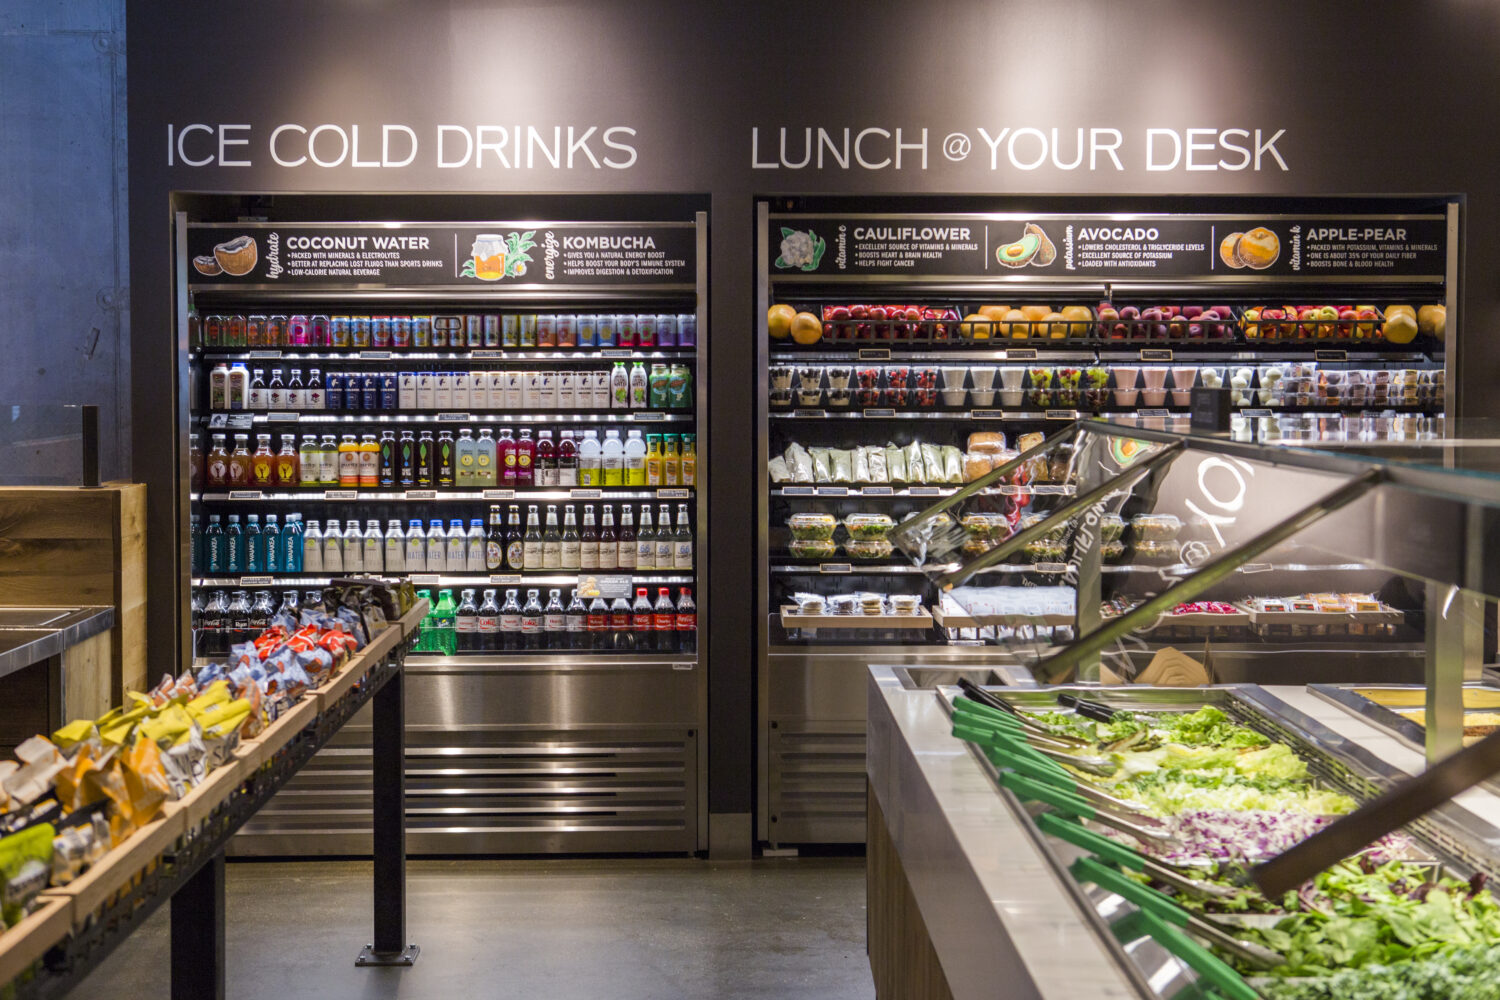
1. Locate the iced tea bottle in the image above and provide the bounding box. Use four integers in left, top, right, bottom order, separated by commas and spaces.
250, 433, 276, 488
227, 434, 252, 488
681, 434, 697, 486
275, 436, 300, 489
190, 433, 205, 492
205, 434, 229, 489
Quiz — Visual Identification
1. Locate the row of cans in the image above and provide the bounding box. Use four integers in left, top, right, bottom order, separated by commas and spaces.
196, 312, 698, 349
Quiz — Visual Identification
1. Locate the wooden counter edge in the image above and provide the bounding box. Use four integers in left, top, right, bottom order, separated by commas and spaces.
38, 807, 187, 930
0, 896, 73, 988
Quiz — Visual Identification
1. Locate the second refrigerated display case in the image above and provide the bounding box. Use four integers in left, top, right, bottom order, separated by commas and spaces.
756, 195, 1461, 846
178, 196, 709, 854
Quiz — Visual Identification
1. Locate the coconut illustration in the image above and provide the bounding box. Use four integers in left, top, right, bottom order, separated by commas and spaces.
193, 255, 223, 276
213, 235, 258, 276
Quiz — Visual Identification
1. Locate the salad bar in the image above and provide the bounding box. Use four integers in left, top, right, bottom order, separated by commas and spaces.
867, 670, 1500, 1000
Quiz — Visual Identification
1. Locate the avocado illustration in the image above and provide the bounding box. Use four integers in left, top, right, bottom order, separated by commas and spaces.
1024, 223, 1056, 266
996, 233, 1040, 268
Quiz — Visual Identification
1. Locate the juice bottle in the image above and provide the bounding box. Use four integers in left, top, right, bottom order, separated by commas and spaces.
618, 314, 637, 347
206, 434, 229, 489
358, 433, 381, 489
601, 429, 624, 487
436, 430, 456, 487
338, 434, 361, 488
274, 435, 299, 489
534, 430, 556, 487
557, 430, 578, 486
629, 363, 649, 409
227, 434, 252, 488
297, 436, 319, 489
475, 428, 497, 487
319, 434, 340, 487
379, 431, 396, 488
623, 429, 647, 486
644, 434, 663, 486
209, 362, 230, 410
455, 428, 477, 487
515, 428, 536, 487
228, 364, 250, 410
190, 434, 204, 491
497, 426, 517, 486
681, 434, 697, 487
662, 434, 680, 486
577, 430, 601, 487
610, 362, 630, 409
247, 433, 273, 488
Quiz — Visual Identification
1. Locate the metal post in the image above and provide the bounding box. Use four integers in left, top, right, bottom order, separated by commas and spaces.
80, 404, 100, 488
357, 665, 419, 966
171, 852, 225, 1000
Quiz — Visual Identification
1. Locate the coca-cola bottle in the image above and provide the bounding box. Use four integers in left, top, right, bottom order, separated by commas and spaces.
455, 588, 479, 653
610, 596, 633, 651
587, 596, 609, 649
478, 589, 500, 651
521, 588, 544, 651
543, 589, 566, 650
500, 588, 522, 652
654, 587, 678, 653
565, 589, 587, 650
676, 587, 697, 653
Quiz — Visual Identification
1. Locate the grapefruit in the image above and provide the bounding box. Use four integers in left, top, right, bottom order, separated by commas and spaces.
959, 313, 989, 340
1382, 311, 1418, 344
790, 311, 823, 345
767, 303, 795, 340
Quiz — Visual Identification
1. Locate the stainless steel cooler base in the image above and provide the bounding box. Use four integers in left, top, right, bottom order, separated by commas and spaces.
232, 654, 707, 856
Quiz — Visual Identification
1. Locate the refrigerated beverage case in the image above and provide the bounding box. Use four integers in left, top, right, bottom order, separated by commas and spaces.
385, 519, 405, 572
522, 505, 542, 568
656, 505, 674, 570
579, 505, 599, 570
544, 589, 565, 647
675, 505, 693, 569
476, 428, 497, 486
379, 431, 396, 488
676, 587, 696, 652
617, 505, 636, 571
437, 431, 456, 487
515, 428, 535, 487
636, 506, 655, 570
485, 506, 505, 572
654, 588, 678, 652
565, 589, 587, 649
557, 430, 578, 486
405, 519, 427, 571
364, 520, 384, 572
245, 515, 263, 573
417, 431, 435, 487
521, 589, 543, 650
477, 589, 500, 651
228, 435, 252, 488
500, 589, 522, 651
561, 506, 580, 570
398, 431, 416, 488
276, 436, 299, 489
204, 515, 224, 574
505, 506, 525, 572
455, 589, 478, 653
426, 519, 447, 573
577, 430, 602, 486
535, 430, 556, 487
624, 429, 646, 485
601, 430, 623, 486
598, 505, 618, 571
542, 506, 562, 569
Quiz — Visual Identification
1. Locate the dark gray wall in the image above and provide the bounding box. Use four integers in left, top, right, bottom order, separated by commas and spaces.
2, 0, 129, 480
126, 0, 1500, 842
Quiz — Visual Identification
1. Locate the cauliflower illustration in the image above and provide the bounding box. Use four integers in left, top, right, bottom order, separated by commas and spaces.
776, 228, 826, 271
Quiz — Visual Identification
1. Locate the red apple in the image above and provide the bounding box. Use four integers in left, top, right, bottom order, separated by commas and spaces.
1181, 305, 1203, 319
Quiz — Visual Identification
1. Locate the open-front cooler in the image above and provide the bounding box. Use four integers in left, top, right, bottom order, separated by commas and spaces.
179, 197, 708, 854
757, 196, 1460, 846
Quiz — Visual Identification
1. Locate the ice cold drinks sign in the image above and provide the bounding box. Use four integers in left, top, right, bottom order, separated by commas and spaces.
768, 215, 1446, 280
187, 223, 696, 286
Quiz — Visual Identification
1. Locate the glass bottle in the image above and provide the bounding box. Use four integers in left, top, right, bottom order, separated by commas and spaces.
475, 428, 497, 487
498, 426, 518, 486
206, 434, 230, 489
560, 505, 580, 570
617, 504, 637, 571
655, 504, 674, 571
500, 589, 522, 651
267, 368, 286, 411
485, 505, 506, 572
398, 430, 417, 488
557, 430, 578, 487
534, 430, 556, 487
579, 505, 599, 570
522, 505, 542, 569
542, 505, 562, 569
319, 434, 340, 487
417, 431, 436, 488
437, 430, 456, 488
227, 434, 252, 488
359, 433, 381, 489
275, 435, 300, 490
515, 428, 536, 487
505, 505, 525, 571
454, 428, 477, 488
598, 505, 618, 571
378, 431, 397, 489
636, 505, 655, 571
286, 367, 305, 410
338, 435, 361, 488
674, 504, 693, 570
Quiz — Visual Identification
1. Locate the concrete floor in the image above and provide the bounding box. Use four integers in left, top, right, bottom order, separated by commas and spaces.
63, 857, 874, 1000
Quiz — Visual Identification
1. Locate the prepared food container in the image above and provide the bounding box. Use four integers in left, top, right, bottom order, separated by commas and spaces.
889, 594, 921, 614
1130, 513, 1182, 541
1023, 538, 1068, 563
845, 538, 895, 561
1132, 538, 1182, 563
789, 538, 837, 559
844, 513, 895, 540
793, 593, 826, 615
1020, 512, 1068, 542
788, 513, 837, 540
1098, 513, 1126, 542
1100, 539, 1126, 562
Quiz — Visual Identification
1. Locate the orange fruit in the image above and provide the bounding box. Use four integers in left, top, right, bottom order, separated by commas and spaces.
767, 303, 795, 340
1382, 312, 1418, 344
790, 311, 823, 345
959, 313, 989, 339
978, 305, 1010, 321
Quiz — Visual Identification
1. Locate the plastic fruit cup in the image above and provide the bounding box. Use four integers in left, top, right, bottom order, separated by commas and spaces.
1112, 366, 1139, 389
826, 366, 852, 390
998, 367, 1025, 390
941, 366, 969, 389
827, 389, 851, 407
770, 389, 793, 408
797, 388, 823, 406
1170, 366, 1198, 391
1141, 367, 1168, 390
969, 367, 997, 390
1113, 388, 1139, 406
1171, 390, 1192, 406
885, 366, 911, 389
999, 390, 1024, 406
1140, 388, 1167, 406
940, 388, 967, 406
970, 389, 997, 406
855, 367, 880, 389
770, 366, 794, 391
797, 367, 822, 391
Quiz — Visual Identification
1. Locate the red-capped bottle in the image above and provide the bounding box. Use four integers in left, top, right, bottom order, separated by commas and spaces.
675, 587, 696, 653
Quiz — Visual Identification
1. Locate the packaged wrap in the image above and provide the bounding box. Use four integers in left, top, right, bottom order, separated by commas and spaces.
829, 448, 853, 483
853, 447, 872, 483
942, 445, 963, 484
786, 442, 814, 483
903, 441, 925, 483
920, 443, 943, 484
768, 455, 791, 483
809, 448, 832, 483
0, 823, 54, 927
867, 446, 888, 483
886, 444, 908, 483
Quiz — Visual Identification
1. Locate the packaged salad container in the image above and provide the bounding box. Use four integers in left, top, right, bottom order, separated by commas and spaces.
844, 513, 895, 540
789, 538, 837, 559
1130, 513, 1182, 541
788, 513, 837, 541
845, 538, 895, 561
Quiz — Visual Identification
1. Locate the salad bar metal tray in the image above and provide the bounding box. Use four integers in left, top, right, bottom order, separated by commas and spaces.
941, 683, 1500, 1000
1310, 682, 1500, 754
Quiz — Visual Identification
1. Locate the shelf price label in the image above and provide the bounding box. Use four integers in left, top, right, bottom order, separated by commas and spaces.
818, 563, 852, 574
1315, 349, 1349, 362
359, 350, 392, 360
632, 411, 667, 422
246, 350, 283, 359
656, 488, 690, 499
1139, 349, 1174, 361
857, 348, 891, 361
970, 409, 1005, 420
472, 350, 504, 359
489, 574, 522, 585
861, 408, 896, 418
410, 574, 440, 586
1232, 352, 1257, 360
239, 575, 273, 587
405, 490, 437, 500
483, 489, 516, 500
909, 486, 943, 497
571, 488, 602, 499
863, 486, 893, 496
1240, 562, 1274, 574
1045, 409, 1078, 420
323, 490, 358, 500
1241, 408, 1273, 418
782, 486, 814, 496
266, 411, 300, 422
816, 486, 848, 497
600, 349, 634, 359
227, 490, 263, 500
1008, 348, 1038, 361
436, 412, 471, 422
791, 409, 825, 418
1035, 562, 1069, 573
1137, 408, 1170, 417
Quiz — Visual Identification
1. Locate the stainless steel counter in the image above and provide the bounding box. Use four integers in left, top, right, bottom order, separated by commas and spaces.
0, 605, 114, 680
